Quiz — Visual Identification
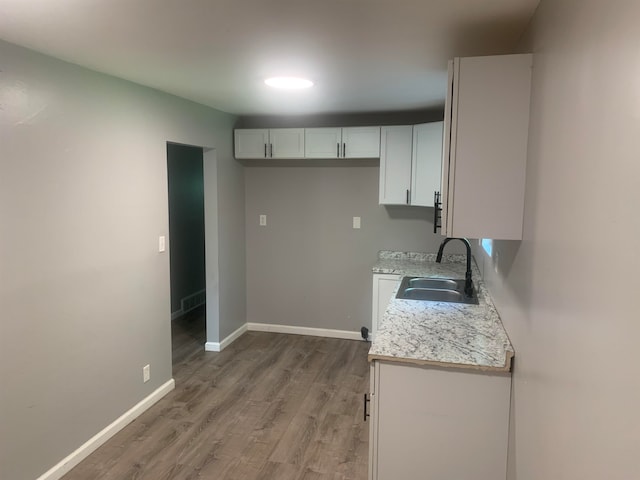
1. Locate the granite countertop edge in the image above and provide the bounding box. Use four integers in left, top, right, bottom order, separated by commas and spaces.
369, 250, 514, 372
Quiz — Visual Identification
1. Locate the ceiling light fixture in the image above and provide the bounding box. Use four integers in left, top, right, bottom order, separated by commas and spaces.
264, 76, 314, 89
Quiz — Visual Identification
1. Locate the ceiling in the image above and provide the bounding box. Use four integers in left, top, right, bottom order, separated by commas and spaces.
0, 0, 539, 116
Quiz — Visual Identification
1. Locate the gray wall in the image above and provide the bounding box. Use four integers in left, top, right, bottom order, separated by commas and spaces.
167, 144, 205, 314
474, 1, 640, 479
245, 164, 461, 332
0, 40, 244, 480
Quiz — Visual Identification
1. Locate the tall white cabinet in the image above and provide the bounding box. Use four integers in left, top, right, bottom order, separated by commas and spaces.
438, 53, 532, 239
379, 122, 442, 206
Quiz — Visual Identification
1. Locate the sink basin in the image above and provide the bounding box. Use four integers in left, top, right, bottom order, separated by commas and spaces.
407, 278, 460, 290
396, 276, 479, 305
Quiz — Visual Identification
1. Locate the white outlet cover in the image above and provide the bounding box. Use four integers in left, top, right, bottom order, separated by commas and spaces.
259, 214, 267, 226
158, 236, 166, 252
143, 364, 150, 383
353, 216, 361, 229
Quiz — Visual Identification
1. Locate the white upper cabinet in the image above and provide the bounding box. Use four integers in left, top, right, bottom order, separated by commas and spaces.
379, 122, 442, 206
341, 127, 380, 158
438, 54, 532, 240
234, 128, 304, 159
234, 129, 270, 159
411, 122, 443, 207
304, 126, 381, 158
379, 126, 413, 205
237, 127, 379, 159
270, 128, 305, 158
304, 128, 343, 158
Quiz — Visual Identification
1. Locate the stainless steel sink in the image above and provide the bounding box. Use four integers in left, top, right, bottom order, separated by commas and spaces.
396, 276, 479, 305
407, 278, 460, 290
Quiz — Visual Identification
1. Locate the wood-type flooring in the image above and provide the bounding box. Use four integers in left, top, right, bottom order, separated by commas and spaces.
63, 309, 370, 479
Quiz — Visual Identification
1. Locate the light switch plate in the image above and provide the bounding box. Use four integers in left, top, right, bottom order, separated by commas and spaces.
353, 216, 361, 229
158, 236, 166, 252
259, 214, 267, 226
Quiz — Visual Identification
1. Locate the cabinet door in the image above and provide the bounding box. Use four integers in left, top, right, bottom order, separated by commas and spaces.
234, 129, 269, 159
443, 54, 532, 240
368, 363, 379, 480
379, 126, 413, 205
304, 128, 342, 158
342, 127, 381, 158
411, 122, 443, 207
374, 362, 511, 480
371, 274, 400, 336
269, 128, 305, 158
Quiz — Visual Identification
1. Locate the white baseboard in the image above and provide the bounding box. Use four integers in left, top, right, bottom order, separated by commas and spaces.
247, 322, 363, 341
204, 323, 248, 352
36, 379, 175, 480
204, 322, 362, 352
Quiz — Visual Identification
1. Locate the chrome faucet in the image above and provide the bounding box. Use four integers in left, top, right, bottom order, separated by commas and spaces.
436, 237, 474, 297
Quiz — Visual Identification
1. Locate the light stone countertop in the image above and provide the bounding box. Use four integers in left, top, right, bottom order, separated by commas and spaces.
369, 250, 514, 372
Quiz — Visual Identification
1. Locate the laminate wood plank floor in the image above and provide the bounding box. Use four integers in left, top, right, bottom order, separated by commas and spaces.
63, 308, 370, 480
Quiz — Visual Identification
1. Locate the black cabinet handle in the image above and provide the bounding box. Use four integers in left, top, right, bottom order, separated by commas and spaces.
264, 144, 267, 158
337, 142, 340, 158
343, 142, 346, 158
363, 393, 370, 421
406, 189, 410, 205
270, 143, 273, 158
433, 191, 442, 234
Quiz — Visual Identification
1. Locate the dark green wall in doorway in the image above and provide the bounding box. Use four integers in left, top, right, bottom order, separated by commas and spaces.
167, 143, 205, 315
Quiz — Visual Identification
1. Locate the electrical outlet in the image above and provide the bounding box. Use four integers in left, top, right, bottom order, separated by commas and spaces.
259, 214, 267, 226
158, 236, 166, 253
143, 364, 150, 383
353, 216, 361, 229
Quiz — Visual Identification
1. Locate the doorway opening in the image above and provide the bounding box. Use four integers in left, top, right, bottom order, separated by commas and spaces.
166, 142, 206, 367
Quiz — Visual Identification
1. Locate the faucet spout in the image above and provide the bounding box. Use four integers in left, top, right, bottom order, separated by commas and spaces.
436, 237, 474, 297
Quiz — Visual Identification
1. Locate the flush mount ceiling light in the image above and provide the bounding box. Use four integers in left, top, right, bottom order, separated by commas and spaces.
264, 76, 314, 89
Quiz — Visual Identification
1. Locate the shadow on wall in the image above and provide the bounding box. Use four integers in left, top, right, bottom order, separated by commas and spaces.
385, 205, 434, 221
234, 108, 444, 129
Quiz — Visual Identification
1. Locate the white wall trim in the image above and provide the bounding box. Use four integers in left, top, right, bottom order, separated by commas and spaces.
204, 322, 361, 352
247, 322, 362, 341
204, 323, 248, 352
36, 379, 175, 480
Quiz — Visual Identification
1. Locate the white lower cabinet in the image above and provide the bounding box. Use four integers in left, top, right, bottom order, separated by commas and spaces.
368, 361, 511, 480
371, 274, 400, 338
